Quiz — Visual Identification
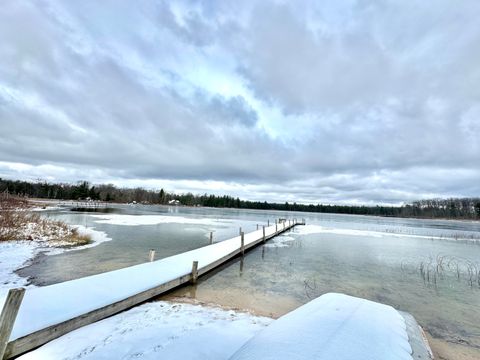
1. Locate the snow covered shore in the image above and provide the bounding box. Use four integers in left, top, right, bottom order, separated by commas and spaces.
16, 294, 424, 360
17, 301, 272, 360
0, 225, 110, 297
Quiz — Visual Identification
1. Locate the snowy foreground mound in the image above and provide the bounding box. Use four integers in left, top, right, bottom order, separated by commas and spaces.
18, 293, 418, 360
229, 293, 413, 360
18, 301, 272, 360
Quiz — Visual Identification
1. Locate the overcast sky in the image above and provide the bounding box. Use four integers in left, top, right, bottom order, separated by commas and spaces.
1, 0, 479, 205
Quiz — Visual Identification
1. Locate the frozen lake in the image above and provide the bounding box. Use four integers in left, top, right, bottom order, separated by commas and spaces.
20, 204, 480, 357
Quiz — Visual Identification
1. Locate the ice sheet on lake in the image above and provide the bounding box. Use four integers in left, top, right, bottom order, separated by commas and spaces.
263, 235, 295, 248
17, 301, 272, 360
296, 224, 479, 242
229, 293, 413, 360
90, 214, 225, 226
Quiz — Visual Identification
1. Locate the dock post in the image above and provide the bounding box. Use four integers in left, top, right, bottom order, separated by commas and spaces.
191, 261, 199, 284
240, 232, 245, 255
209, 231, 213, 244
256, 224, 259, 230
262, 226, 266, 242
239, 227, 242, 235
0, 288, 25, 360
267, 220, 270, 226
148, 249, 155, 262
275, 222, 278, 233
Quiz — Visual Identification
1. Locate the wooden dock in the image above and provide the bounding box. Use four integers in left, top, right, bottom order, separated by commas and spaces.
0, 218, 305, 359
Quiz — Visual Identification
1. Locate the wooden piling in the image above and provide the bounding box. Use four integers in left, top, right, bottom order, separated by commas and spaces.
256, 224, 259, 230
267, 220, 270, 226
209, 231, 213, 244
0, 288, 25, 360
241, 232, 245, 255
262, 226, 266, 242
148, 249, 155, 262
191, 261, 199, 284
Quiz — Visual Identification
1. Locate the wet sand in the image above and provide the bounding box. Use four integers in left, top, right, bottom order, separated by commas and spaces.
427, 334, 480, 360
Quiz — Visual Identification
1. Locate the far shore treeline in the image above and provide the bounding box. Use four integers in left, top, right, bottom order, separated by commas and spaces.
1, 178, 479, 220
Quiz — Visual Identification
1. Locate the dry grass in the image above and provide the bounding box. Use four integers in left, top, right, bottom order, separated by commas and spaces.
0, 195, 91, 246
64, 228, 92, 246
0, 196, 33, 241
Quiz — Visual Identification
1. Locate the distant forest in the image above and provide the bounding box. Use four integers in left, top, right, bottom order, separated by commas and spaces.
1, 178, 479, 220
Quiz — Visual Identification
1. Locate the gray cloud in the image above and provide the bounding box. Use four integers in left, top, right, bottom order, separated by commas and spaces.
0, 0, 479, 204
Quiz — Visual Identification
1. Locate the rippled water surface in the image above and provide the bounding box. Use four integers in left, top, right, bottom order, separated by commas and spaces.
21, 204, 480, 356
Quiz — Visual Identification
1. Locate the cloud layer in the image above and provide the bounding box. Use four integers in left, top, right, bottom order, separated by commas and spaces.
1, 0, 479, 205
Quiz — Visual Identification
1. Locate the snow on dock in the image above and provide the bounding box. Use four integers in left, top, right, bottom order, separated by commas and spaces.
16, 301, 273, 360
14, 293, 432, 360
0, 219, 301, 359
229, 293, 417, 360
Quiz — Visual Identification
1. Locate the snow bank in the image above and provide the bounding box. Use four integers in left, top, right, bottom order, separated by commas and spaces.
74, 226, 111, 248
1, 223, 284, 341
45, 226, 111, 255
229, 293, 413, 360
17, 301, 272, 360
90, 214, 225, 226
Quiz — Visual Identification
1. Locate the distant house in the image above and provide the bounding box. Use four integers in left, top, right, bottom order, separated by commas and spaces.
168, 199, 181, 206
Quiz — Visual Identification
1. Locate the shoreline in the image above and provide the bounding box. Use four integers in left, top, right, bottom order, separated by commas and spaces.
27, 198, 480, 224
0, 223, 110, 297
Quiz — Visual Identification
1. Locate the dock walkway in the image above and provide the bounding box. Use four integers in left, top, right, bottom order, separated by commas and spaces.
0, 218, 303, 359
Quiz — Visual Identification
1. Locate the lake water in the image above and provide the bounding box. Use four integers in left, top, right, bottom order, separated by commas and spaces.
20, 204, 480, 358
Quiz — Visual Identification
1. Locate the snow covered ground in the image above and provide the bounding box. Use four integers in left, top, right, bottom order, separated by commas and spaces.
17, 301, 272, 360
16, 293, 419, 360
0, 241, 37, 295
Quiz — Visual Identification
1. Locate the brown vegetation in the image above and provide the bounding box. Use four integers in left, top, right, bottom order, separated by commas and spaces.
0, 195, 32, 241
0, 194, 91, 246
